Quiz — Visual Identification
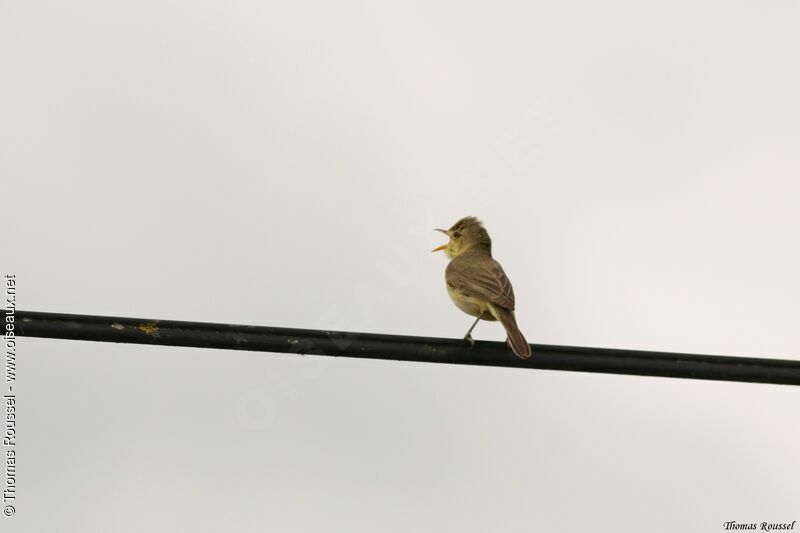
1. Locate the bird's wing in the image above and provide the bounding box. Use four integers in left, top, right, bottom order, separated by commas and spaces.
446, 256, 516, 310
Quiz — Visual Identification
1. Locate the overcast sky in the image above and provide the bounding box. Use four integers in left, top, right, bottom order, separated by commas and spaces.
2, 1, 799, 532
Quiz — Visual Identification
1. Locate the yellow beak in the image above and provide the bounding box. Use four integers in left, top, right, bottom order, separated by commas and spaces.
432, 228, 449, 252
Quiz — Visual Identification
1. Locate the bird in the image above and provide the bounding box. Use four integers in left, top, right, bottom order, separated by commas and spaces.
432, 216, 532, 359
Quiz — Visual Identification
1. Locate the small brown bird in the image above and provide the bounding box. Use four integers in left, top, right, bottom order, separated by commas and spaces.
432, 216, 532, 359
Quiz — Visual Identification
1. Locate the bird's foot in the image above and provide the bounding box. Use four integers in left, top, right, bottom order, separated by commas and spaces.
464, 333, 475, 348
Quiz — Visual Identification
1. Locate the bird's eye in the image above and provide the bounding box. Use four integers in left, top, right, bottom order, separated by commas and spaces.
453, 231, 461, 238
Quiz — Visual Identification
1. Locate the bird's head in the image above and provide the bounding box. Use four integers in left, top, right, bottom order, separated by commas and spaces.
432, 216, 492, 259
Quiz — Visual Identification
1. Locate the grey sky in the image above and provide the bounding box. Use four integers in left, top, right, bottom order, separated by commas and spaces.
2, 1, 799, 532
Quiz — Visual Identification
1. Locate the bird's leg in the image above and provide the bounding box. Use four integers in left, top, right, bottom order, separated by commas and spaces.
463, 316, 481, 348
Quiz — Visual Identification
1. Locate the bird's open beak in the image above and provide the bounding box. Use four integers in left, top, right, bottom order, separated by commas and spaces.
432, 228, 449, 252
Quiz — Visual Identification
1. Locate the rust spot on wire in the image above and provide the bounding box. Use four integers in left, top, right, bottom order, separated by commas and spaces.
138, 322, 160, 336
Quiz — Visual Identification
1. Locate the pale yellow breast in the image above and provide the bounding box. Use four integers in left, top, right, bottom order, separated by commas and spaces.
446, 286, 497, 321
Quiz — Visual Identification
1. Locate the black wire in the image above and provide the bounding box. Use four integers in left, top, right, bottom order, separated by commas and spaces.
13, 310, 800, 386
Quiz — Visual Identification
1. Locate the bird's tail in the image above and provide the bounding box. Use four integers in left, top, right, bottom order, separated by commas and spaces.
491, 306, 532, 359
